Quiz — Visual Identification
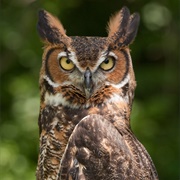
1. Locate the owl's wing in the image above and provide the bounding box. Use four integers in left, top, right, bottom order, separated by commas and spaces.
58, 114, 158, 180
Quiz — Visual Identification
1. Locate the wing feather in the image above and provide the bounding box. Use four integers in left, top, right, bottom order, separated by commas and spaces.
58, 114, 158, 180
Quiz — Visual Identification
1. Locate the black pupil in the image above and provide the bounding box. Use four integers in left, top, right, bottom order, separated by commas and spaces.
66, 59, 71, 64
104, 59, 109, 64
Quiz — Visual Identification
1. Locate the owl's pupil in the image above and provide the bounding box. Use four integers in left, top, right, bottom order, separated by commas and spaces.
66, 59, 71, 64
104, 59, 109, 64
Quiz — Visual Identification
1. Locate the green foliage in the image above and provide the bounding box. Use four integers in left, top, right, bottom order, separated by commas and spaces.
1, 0, 179, 179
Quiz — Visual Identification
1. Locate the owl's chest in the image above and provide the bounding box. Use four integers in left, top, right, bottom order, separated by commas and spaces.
39, 105, 90, 139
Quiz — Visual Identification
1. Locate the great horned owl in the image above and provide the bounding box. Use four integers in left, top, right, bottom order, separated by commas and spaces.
36, 6, 158, 180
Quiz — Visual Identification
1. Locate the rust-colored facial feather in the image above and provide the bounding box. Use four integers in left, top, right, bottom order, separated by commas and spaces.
44, 47, 70, 84
105, 49, 129, 84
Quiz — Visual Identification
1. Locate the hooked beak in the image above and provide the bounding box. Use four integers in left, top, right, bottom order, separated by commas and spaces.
84, 68, 93, 98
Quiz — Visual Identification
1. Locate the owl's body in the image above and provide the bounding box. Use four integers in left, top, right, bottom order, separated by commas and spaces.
36, 7, 158, 180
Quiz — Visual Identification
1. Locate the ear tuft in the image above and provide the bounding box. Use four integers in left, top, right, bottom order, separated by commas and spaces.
107, 6, 140, 46
123, 12, 140, 46
107, 7, 130, 38
37, 9, 67, 44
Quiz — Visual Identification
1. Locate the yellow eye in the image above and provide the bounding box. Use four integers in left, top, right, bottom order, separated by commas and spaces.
100, 56, 115, 71
59, 56, 75, 71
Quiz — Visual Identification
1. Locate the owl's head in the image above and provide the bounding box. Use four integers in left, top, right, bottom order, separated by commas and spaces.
37, 7, 140, 109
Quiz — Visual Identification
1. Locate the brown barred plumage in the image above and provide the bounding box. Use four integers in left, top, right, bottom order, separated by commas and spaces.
36, 6, 158, 180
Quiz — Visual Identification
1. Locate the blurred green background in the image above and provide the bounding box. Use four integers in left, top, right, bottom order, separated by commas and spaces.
0, 0, 179, 179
